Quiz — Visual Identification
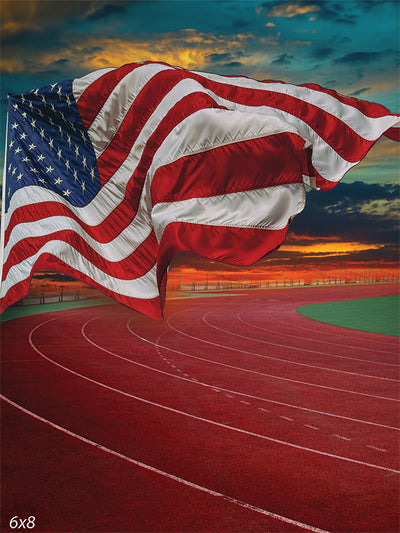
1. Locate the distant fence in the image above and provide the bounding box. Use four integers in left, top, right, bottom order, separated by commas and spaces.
167, 270, 400, 292
10, 270, 399, 308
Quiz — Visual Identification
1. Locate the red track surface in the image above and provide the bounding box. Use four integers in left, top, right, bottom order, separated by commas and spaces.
1, 284, 399, 532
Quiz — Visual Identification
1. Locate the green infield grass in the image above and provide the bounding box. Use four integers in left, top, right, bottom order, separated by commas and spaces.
297, 295, 399, 337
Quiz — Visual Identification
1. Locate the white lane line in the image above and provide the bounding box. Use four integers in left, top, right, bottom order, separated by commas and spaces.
0, 394, 330, 533
305, 425, 320, 431
239, 311, 399, 364
332, 435, 352, 442
366, 445, 388, 453
202, 313, 398, 382
27, 317, 400, 474
165, 314, 399, 402
126, 321, 399, 431
266, 307, 399, 350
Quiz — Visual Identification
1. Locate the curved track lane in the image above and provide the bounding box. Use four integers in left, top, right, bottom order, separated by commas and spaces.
1, 284, 399, 532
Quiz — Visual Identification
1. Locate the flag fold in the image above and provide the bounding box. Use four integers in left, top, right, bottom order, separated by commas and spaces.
1, 61, 399, 319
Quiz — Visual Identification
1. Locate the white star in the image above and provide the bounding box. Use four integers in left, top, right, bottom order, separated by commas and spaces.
74, 145, 79, 158
70, 122, 76, 133
90, 167, 95, 181
29, 167, 39, 174
11, 122, 18, 130
58, 124, 63, 137
16, 173, 23, 181
28, 100, 34, 111
82, 155, 87, 169
50, 83, 57, 92
14, 146, 22, 154
54, 177, 63, 185
30, 119, 36, 130
41, 94, 47, 105
57, 148, 62, 160
73, 169, 78, 182
21, 112, 27, 120
57, 85, 62, 99
62, 189, 72, 197
46, 165, 54, 174
8, 187, 11, 197
22, 156, 30, 163
33, 88, 39, 96
66, 94, 71, 108
48, 138, 54, 150
12, 167, 16, 175
39, 128, 45, 140
20, 132, 28, 140
60, 112, 66, 122
65, 159, 70, 171
38, 177, 46, 184
66, 134, 72, 148
38, 109, 44, 117
8, 163, 12, 172
37, 154, 45, 162
80, 130, 87, 144
49, 117, 55, 126
28, 142, 36, 151
12, 103, 18, 111
50, 103, 56, 112
21, 94, 25, 103
8, 140, 14, 148
81, 181, 86, 194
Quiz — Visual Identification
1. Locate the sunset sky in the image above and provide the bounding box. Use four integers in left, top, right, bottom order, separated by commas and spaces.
1, 0, 399, 279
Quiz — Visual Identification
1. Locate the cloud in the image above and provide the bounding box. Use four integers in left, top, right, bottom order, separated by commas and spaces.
311, 46, 334, 59
334, 50, 390, 65
349, 87, 371, 97
257, 2, 320, 18
271, 53, 295, 65
84, 3, 126, 21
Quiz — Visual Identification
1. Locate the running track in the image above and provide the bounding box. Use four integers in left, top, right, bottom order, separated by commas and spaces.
1, 284, 399, 532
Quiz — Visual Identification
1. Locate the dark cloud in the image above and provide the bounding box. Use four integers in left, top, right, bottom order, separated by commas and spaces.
84, 3, 127, 21
334, 50, 388, 65
223, 61, 244, 68
206, 52, 232, 63
232, 19, 250, 29
349, 87, 371, 97
311, 47, 334, 60
271, 53, 294, 65
291, 182, 399, 246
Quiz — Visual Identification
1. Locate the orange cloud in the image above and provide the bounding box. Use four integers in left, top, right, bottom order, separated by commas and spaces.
261, 3, 320, 18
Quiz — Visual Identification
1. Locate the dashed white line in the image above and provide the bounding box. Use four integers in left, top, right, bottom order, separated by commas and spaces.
367, 445, 388, 453
332, 434, 352, 442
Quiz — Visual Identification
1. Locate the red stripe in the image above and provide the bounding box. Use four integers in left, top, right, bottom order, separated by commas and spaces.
0, 253, 163, 320
301, 147, 339, 191
157, 221, 288, 288
384, 127, 400, 142
3, 229, 158, 281
77, 63, 143, 130
151, 132, 304, 205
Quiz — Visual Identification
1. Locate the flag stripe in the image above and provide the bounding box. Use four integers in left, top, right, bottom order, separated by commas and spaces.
152, 184, 305, 242
150, 133, 304, 205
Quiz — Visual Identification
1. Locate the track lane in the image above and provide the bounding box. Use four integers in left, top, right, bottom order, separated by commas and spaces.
2, 285, 399, 532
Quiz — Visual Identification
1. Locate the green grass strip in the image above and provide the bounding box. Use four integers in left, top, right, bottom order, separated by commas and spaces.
297, 295, 399, 337
0, 298, 110, 323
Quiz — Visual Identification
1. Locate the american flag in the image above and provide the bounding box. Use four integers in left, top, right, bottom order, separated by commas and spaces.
1, 61, 399, 319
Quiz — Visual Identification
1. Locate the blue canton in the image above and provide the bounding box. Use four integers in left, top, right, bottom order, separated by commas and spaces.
5, 80, 101, 212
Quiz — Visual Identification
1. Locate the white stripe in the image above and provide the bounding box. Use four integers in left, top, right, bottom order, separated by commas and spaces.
1, 394, 331, 533
72, 67, 116, 102
3, 206, 153, 265
152, 184, 305, 242
192, 69, 400, 140
88, 63, 173, 157
0, 241, 158, 300
146, 105, 355, 184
